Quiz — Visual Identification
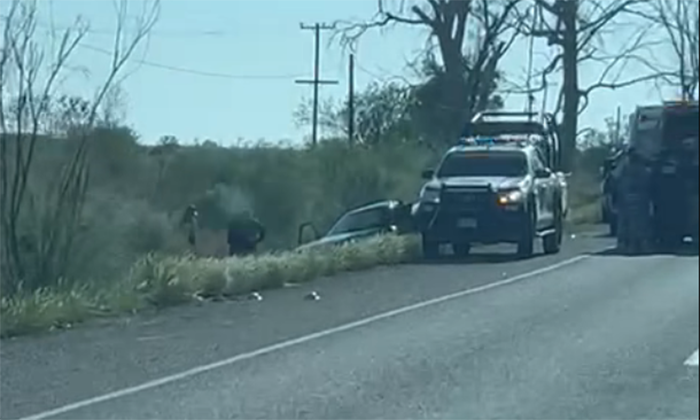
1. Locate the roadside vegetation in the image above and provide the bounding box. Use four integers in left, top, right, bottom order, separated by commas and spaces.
1, 0, 694, 338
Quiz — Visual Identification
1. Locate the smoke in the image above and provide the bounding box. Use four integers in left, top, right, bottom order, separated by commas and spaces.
197, 183, 254, 229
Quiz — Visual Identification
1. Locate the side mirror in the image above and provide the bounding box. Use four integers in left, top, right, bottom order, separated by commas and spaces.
534, 168, 551, 179
297, 222, 320, 245
421, 169, 435, 180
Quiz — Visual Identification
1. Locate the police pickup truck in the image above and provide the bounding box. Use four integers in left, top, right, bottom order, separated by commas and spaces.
412, 112, 566, 259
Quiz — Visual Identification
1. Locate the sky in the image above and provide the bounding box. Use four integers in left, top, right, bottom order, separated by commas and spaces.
17, 0, 683, 145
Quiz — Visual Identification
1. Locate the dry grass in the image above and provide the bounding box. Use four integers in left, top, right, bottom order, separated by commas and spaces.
0, 234, 420, 338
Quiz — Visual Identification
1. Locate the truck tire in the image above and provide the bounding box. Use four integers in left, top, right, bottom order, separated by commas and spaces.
608, 213, 618, 237
517, 206, 536, 258
601, 202, 610, 223
543, 203, 563, 255
422, 235, 441, 260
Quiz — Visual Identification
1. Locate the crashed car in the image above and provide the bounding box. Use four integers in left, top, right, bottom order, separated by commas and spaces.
296, 200, 414, 252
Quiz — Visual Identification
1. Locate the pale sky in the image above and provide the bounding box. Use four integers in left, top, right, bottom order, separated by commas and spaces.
16, 0, 682, 145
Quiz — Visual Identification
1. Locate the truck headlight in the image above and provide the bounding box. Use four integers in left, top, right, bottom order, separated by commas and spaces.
498, 189, 524, 205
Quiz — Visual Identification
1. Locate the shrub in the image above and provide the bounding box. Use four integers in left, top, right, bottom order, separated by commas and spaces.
0, 234, 420, 338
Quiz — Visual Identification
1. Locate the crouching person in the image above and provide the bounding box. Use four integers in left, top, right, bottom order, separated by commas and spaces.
227, 211, 266, 256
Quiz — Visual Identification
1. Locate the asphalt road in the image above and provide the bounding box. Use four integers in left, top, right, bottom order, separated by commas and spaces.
1, 230, 698, 420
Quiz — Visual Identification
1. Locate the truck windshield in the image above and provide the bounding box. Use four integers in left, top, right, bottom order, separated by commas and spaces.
437, 151, 528, 178
327, 207, 390, 236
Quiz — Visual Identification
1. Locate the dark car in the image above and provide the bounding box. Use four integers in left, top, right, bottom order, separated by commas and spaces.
296, 200, 414, 252
413, 139, 564, 259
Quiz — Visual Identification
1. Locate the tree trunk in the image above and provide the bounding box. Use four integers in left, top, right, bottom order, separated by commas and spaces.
561, 0, 580, 173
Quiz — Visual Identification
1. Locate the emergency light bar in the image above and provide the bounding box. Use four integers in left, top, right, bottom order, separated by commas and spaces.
456, 136, 532, 147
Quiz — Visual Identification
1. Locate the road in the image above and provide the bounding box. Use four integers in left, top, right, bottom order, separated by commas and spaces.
1, 230, 698, 420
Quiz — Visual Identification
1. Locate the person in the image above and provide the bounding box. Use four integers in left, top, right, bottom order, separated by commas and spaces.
617, 147, 652, 254
180, 204, 199, 250
227, 210, 266, 256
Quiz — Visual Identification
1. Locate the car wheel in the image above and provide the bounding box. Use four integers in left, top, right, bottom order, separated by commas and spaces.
422, 235, 441, 260
517, 206, 536, 258
543, 204, 563, 255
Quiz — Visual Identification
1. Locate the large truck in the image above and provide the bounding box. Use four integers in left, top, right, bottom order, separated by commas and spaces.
616, 100, 699, 250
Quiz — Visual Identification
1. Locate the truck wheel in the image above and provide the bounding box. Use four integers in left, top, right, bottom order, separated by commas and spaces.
543, 204, 563, 255
602, 203, 610, 223
517, 207, 536, 258
422, 235, 441, 260
452, 243, 471, 258
609, 214, 618, 237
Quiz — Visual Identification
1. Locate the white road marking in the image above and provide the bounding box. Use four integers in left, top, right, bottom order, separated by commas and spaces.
136, 335, 170, 342
18, 254, 592, 420
685, 350, 699, 367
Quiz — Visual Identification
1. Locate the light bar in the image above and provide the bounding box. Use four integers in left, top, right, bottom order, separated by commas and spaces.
456, 136, 530, 147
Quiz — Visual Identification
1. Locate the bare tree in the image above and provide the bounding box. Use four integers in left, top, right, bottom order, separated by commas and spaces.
636, 0, 699, 99
0, 0, 160, 292
336, 0, 524, 141
519, 0, 674, 171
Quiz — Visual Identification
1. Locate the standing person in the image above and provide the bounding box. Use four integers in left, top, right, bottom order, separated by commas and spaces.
180, 204, 199, 251
227, 210, 266, 256
617, 148, 652, 254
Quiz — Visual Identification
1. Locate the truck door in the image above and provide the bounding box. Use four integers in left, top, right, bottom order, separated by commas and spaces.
531, 152, 554, 229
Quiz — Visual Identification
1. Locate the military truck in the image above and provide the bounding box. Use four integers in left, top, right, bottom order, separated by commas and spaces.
616, 100, 699, 250
412, 111, 567, 259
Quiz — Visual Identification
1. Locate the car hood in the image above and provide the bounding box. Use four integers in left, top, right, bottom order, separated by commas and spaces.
436, 176, 527, 190
295, 228, 385, 252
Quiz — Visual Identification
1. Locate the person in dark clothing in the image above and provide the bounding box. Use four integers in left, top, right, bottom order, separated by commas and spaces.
180, 204, 199, 249
617, 148, 652, 254
227, 211, 266, 256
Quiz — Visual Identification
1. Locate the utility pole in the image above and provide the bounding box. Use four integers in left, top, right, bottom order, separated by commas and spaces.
296, 22, 338, 147
348, 53, 355, 145
676, 0, 691, 101
615, 105, 622, 146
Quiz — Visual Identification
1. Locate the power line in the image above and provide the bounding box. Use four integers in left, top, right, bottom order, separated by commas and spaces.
82, 27, 227, 38
1, 15, 229, 38
81, 44, 305, 80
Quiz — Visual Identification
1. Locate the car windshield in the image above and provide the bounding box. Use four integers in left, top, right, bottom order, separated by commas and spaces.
327, 207, 390, 236
437, 151, 528, 178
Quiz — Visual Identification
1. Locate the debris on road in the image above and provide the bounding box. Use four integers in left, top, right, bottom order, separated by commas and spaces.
304, 291, 321, 301
248, 292, 263, 301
